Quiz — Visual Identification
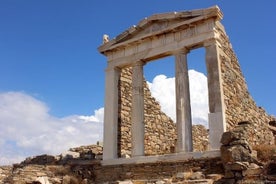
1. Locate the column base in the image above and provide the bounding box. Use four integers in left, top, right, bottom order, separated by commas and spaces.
102, 150, 220, 165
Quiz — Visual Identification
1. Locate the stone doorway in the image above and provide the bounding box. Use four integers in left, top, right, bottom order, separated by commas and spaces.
99, 6, 226, 164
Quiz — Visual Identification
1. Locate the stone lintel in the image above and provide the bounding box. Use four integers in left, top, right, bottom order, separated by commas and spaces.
105, 19, 216, 62
107, 31, 216, 69
101, 150, 220, 166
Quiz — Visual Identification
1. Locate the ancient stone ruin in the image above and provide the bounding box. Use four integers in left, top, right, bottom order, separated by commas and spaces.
98, 5, 274, 164
1, 6, 275, 184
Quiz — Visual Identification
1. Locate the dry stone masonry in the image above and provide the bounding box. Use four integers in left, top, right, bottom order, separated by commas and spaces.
220, 121, 263, 182
217, 23, 275, 146
118, 67, 177, 157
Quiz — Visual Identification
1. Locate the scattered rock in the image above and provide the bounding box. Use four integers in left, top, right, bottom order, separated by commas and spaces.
220, 121, 267, 183
189, 171, 205, 180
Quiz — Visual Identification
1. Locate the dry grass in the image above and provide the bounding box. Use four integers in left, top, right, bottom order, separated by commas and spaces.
253, 144, 276, 162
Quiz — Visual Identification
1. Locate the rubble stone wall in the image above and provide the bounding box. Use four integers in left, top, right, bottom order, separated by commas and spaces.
118, 68, 177, 157
118, 68, 210, 156
216, 22, 274, 146
74, 157, 223, 183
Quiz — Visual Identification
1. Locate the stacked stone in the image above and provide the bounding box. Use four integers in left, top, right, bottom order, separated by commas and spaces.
69, 144, 103, 160
4, 165, 83, 184
91, 157, 223, 183
20, 154, 58, 166
220, 121, 263, 182
216, 22, 274, 146
119, 67, 211, 156
192, 125, 209, 152
119, 67, 177, 157
0, 166, 12, 183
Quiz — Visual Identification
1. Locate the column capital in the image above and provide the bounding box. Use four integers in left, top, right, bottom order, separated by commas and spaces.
203, 38, 220, 48
105, 65, 121, 72
173, 48, 190, 55
132, 60, 145, 67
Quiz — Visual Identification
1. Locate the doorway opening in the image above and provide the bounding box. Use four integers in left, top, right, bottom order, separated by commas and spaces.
144, 56, 176, 122
187, 48, 209, 128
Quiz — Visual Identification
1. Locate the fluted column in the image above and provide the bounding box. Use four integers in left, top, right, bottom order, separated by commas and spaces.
205, 40, 226, 150
175, 49, 193, 152
103, 66, 120, 160
131, 61, 145, 157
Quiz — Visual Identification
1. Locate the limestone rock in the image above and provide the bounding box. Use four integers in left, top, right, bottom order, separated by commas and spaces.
225, 162, 249, 171
21, 154, 58, 165
220, 121, 266, 182
36, 176, 51, 184
221, 145, 252, 164
189, 171, 205, 180
61, 151, 80, 160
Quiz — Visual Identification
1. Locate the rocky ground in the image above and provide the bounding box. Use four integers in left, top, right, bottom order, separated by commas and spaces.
1, 122, 276, 184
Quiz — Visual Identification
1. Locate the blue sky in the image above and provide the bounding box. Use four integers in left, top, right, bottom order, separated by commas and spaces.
0, 1, 275, 165
1, 0, 275, 117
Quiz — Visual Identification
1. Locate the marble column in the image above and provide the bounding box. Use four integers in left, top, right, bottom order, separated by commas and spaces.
205, 40, 226, 150
103, 66, 120, 160
175, 50, 193, 152
131, 61, 145, 157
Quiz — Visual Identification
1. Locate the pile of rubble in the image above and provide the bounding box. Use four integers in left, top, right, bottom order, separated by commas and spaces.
219, 121, 268, 183
0, 144, 103, 184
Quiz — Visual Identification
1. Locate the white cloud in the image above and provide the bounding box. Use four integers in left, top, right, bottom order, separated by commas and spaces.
0, 92, 103, 165
147, 69, 209, 127
78, 108, 104, 123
